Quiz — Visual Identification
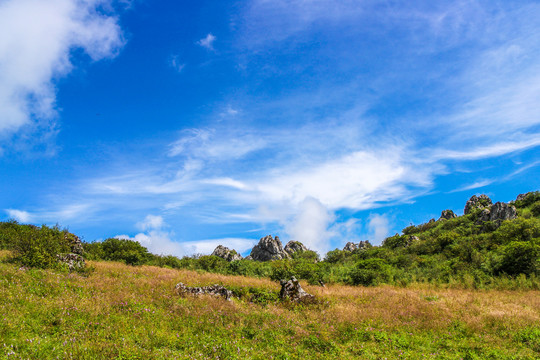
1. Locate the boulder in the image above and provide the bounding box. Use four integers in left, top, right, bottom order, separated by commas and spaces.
284, 241, 308, 256
343, 240, 371, 252
358, 240, 372, 250
211, 245, 242, 262
175, 282, 233, 301
343, 242, 358, 252
475, 202, 517, 229
56, 253, 85, 271
279, 276, 315, 303
439, 210, 457, 220
249, 235, 290, 261
489, 202, 517, 224
65, 233, 84, 255
57, 233, 85, 270
464, 194, 492, 215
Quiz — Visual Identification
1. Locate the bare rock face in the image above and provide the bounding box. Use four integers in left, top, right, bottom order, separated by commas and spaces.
489, 202, 517, 224
175, 282, 233, 301
279, 276, 315, 303
439, 210, 457, 220
343, 240, 372, 252
284, 241, 308, 256
516, 192, 531, 202
211, 245, 243, 262
56, 253, 85, 271
476, 202, 517, 229
249, 235, 290, 261
57, 233, 85, 270
343, 242, 358, 252
464, 194, 493, 215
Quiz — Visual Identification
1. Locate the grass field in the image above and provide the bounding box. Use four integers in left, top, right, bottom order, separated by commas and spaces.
1, 251, 539, 359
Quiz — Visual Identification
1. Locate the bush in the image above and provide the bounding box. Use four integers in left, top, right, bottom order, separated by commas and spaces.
10, 224, 72, 269
496, 241, 540, 276
349, 258, 393, 286
100, 238, 152, 266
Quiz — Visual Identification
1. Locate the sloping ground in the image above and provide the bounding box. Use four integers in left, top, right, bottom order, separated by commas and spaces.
0, 252, 539, 359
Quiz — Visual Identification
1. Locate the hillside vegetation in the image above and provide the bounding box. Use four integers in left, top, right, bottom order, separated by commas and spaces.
0, 253, 539, 359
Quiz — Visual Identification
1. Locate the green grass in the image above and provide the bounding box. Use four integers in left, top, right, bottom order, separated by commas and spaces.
0, 252, 539, 359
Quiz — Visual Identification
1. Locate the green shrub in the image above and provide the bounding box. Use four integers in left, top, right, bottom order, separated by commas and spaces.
10, 225, 72, 269
100, 238, 152, 266
349, 258, 393, 286
496, 241, 540, 276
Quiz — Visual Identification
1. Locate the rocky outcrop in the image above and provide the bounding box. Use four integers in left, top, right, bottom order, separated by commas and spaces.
279, 276, 315, 303
284, 241, 308, 256
248, 235, 290, 261
516, 192, 531, 202
475, 201, 517, 229
489, 202, 517, 224
439, 210, 457, 220
57, 233, 85, 270
343, 242, 357, 252
56, 253, 85, 271
175, 282, 233, 301
464, 194, 492, 215
211, 245, 242, 262
343, 240, 371, 252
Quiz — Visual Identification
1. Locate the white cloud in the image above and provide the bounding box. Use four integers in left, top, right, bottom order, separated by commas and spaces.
181, 237, 258, 256
285, 197, 334, 255
0, 0, 124, 138
197, 33, 216, 50
5, 209, 33, 223
367, 214, 390, 245
169, 55, 185, 72
136, 214, 164, 231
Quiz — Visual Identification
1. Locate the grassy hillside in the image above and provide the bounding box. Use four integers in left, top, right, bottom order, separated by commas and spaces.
1, 251, 539, 359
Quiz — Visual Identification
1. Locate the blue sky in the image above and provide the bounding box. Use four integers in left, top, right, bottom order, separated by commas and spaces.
0, 0, 539, 257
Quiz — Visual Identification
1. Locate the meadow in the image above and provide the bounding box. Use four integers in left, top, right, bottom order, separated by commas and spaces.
1, 250, 539, 360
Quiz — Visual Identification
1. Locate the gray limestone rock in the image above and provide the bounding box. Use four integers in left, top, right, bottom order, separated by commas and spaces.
56, 253, 85, 271
489, 202, 517, 224
284, 241, 308, 256
211, 245, 243, 262
439, 210, 457, 220
343, 242, 358, 252
175, 282, 233, 301
464, 194, 493, 215
279, 276, 316, 303
249, 235, 290, 261
343, 241, 372, 252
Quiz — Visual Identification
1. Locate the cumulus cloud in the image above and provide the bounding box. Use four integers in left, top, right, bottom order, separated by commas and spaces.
5, 209, 33, 223
197, 33, 216, 50
367, 214, 391, 245
116, 215, 184, 256
0, 0, 124, 137
285, 197, 334, 256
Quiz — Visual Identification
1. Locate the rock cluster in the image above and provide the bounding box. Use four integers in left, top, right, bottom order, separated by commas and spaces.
175, 282, 233, 301
439, 210, 457, 220
247, 235, 308, 261
279, 276, 315, 303
284, 241, 307, 256
248, 235, 288, 261
343, 240, 371, 252
211, 245, 242, 262
56, 253, 85, 271
464, 194, 493, 215
477, 201, 517, 227
57, 233, 85, 270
